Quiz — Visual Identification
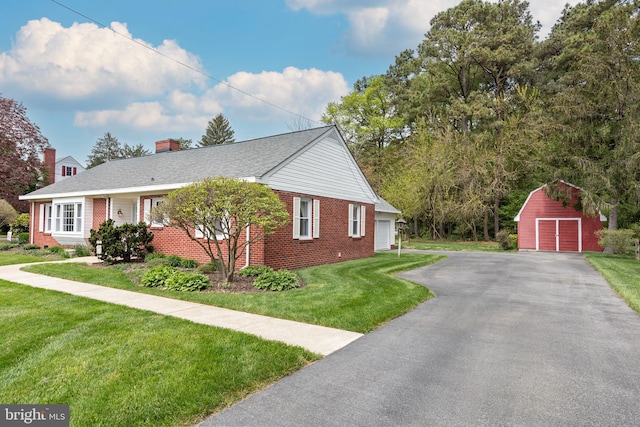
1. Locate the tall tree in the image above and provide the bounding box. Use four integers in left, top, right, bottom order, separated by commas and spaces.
86, 133, 151, 168
539, 0, 640, 229
121, 143, 151, 159
322, 75, 407, 191
86, 132, 122, 168
199, 114, 235, 147
0, 95, 49, 211
174, 137, 193, 150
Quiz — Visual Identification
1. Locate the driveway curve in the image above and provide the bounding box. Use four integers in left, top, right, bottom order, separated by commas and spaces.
201, 251, 640, 426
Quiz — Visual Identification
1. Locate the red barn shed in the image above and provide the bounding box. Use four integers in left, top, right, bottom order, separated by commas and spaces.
514, 181, 606, 252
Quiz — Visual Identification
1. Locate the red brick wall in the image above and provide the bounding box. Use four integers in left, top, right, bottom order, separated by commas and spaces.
140, 191, 375, 269
263, 191, 375, 270
30, 202, 59, 248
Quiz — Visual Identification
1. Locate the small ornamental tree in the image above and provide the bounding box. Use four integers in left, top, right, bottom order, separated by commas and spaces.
0, 199, 18, 231
150, 177, 289, 282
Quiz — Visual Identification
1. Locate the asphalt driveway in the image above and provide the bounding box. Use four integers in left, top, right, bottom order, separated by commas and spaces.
201, 251, 640, 426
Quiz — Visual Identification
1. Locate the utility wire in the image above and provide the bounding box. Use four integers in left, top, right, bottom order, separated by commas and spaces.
49, 0, 323, 126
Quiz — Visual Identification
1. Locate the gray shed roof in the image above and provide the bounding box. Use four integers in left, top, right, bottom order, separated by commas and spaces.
23, 126, 336, 200
375, 197, 401, 214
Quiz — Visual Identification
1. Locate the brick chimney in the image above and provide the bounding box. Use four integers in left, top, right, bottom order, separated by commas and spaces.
43, 147, 56, 185
155, 139, 180, 153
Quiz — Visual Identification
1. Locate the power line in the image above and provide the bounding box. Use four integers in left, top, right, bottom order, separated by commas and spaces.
49, 0, 323, 126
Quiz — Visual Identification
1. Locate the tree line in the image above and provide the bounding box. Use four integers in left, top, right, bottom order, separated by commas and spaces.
322, 0, 640, 239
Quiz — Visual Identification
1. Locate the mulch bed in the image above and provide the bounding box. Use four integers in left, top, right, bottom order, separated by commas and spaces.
90, 260, 270, 293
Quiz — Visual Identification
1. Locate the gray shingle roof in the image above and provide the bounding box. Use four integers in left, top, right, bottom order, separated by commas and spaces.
24, 126, 335, 199
375, 197, 401, 214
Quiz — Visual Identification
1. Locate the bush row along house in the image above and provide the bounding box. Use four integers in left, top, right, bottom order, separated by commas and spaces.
21, 126, 399, 270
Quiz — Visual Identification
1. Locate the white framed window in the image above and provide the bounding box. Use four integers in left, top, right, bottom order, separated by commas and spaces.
195, 217, 226, 241
54, 202, 82, 233
45, 203, 52, 232
348, 204, 366, 238
293, 197, 320, 239
144, 197, 165, 227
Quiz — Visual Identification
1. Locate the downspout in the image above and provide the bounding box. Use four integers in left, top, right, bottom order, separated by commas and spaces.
244, 224, 250, 268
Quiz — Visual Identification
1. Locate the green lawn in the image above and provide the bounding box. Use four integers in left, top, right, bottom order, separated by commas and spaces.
402, 238, 506, 252
0, 253, 55, 266
0, 280, 318, 427
583, 252, 640, 314
23, 252, 442, 333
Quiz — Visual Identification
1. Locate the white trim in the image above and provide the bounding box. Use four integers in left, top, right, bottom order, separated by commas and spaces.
143, 199, 152, 225
360, 205, 366, 237
535, 217, 582, 252
20, 178, 260, 202
348, 203, 354, 237
313, 199, 320, 239
38, 204, 44, 233
30, 202, 35, 244
244, 225, 250, 268
293, 197, 301, 239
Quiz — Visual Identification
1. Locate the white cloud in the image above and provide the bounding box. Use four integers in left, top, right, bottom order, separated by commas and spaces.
73, 68, 348, 132
73, 89, 214, 133
287, 0, 584, 56
0, 18, 205, 103
208, 66, 349, 122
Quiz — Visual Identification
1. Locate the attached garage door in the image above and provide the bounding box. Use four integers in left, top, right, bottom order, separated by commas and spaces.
536, 218, 581, 252
375, 220, 391, 251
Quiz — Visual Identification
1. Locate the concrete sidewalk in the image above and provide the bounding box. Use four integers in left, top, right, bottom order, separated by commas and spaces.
0, 257, 362, 355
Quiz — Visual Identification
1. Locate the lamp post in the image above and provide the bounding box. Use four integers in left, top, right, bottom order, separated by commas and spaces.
396, 218, 407, 258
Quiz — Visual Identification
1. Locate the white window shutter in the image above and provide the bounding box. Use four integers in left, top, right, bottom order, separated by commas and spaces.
360, 205, 366, 236
143, 199, 151, 225
313, 199, 320, 238
38, 204, 44, 232
293, 197, 301, 239
348, 203, 354, 237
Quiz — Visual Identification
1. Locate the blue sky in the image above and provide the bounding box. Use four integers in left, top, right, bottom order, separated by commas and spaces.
0, 0, 580, 164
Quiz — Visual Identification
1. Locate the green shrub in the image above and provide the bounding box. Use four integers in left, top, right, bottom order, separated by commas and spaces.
18, 232, 29, 244
10, 213, 30, 234
47, 246, 66, 254
0, 243, 18, 251
166, 255, 183, 267
164, 271, 209, 292
145, 257, 172, 268
144, 253, 166, 262
596, 229, 636, 255
253, 269, 299, 291
73, 244, 92, 257
22, 244, 40, 250
239, 265, 273, 277
496, 230, 517, 250
140, 266, 178, 288
197, 262, 218, 274
179, 258, 199, 269
89, 219, 154, 262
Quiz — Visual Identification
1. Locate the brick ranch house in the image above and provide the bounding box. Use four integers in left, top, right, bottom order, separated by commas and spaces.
21, 126, 395, 270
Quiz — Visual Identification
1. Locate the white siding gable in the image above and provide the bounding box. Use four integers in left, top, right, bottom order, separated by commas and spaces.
265, 135, 377, 203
